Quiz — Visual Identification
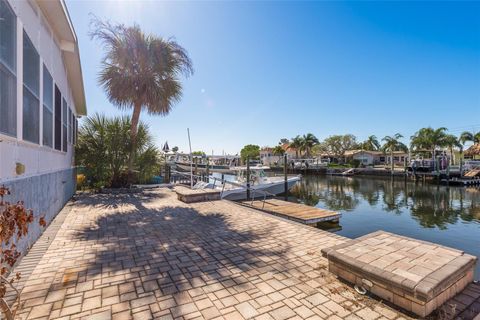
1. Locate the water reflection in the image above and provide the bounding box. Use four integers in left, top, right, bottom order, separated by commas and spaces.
292, 175, 480, 229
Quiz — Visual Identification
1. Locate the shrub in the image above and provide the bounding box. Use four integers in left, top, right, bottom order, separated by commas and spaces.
0, 186, 45, 319
75, 114, 160, 188
76, 174, 86, 190
348, 159, 361, 168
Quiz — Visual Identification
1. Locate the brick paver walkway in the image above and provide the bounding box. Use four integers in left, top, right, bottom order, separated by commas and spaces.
11, 188, 463, 319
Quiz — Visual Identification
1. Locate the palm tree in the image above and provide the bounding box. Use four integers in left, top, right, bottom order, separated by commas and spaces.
361, 135, 380, 151
289, 135, 303, 159
300, 133, 320, 158
272, 145, 285, 156
443, 134, 461, 165
90, 18, 193, 182
460, 131, 480, 161
410, 127, 448, 163
76, 113, 155, 187
272, 145, 285, 163
460, 131, 480, 145
382, 134, 408, 172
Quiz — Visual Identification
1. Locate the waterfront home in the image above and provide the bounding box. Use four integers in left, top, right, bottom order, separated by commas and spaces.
344, 150, 409, 166
0, 0, 86, 254
260, 143, 298, 165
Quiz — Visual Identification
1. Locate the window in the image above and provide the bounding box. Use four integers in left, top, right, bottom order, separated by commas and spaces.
62, 98, 67, 151
23, 31, 40, 144
54, 85, 61, 150
74, 117, 78, 145
43, 65, 53, 147
68, 107, 72, 144
71, 111, 74, 144
0, 0, 16, 136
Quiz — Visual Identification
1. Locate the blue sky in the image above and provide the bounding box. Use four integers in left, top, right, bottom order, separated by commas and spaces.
67, 1, 480, 154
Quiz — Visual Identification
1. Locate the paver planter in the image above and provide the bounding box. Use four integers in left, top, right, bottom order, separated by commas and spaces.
321, 231, 477, 317
175, 186, 221, 203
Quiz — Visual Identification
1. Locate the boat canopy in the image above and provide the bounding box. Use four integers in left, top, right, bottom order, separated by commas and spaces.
230, 165, 271, 171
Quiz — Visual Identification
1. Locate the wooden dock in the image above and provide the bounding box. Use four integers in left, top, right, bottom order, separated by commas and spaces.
240, 199, 341, 225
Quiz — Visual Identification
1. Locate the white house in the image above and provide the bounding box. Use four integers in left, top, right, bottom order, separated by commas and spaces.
345, 150, 409, 166
260, 144, 298, 166
0, 0, 86, 254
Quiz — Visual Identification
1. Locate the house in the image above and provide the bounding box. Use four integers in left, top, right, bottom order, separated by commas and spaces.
260, 144, 298, 166
281, 143, 298, 159
345, 150, 409, 166
0, 0, 86, 254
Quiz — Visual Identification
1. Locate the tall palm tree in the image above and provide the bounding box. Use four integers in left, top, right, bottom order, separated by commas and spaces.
300, 133, 320, 158
410, 127, 448, 162
460, 131, 480, 145
361, 135, 380, 151
382, 134, 408, 172
90, 18, 193, 181
443, 134, 461, 165
289, 135, 303, 159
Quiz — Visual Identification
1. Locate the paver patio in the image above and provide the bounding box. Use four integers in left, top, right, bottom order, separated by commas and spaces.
11, 188, 479, 319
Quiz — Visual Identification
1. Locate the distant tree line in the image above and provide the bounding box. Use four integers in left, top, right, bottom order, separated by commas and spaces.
243, 127, 479, 164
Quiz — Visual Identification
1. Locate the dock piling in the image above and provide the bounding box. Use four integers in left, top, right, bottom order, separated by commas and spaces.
246, 157, 251, 200
284, 154, 288, 201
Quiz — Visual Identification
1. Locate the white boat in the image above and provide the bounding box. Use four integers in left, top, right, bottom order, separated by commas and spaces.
196, 166, 301, 201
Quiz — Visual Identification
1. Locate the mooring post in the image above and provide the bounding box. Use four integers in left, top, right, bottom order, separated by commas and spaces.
206, 157, 210, 182
167, 164, 171, 183
194, 157, 198, 176
246, 156, 251, 200
284, 154, 288, 201
446, 162, 450, 185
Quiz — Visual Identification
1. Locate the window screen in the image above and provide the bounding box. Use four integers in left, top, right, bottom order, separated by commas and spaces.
62, 98, 67, 151
43, 65, 53, 147
23, 31, 40, 144
0, 0, 17, 137
54, 85, 61, 150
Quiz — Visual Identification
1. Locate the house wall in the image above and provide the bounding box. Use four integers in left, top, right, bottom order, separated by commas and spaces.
261, 155, 284, 166
2, 168, 76, 256
378, 154, 408, 165
353, 153, 375, 165
0, 0, 77, 181
0, 0, 79, 257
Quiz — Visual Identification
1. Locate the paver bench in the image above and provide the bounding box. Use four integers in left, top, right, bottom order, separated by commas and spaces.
175, 186, 221, 203
321, 231, 477, 317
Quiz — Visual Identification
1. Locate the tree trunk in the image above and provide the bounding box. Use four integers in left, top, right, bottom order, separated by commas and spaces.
128, 102, 142, 185
391, 150, 394, 173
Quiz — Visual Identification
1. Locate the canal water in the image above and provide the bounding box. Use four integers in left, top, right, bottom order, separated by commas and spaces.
290, 175, 480, 279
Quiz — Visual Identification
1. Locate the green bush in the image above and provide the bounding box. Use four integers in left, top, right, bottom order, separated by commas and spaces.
348, 159, 361, 168
75, 113, 160, 188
